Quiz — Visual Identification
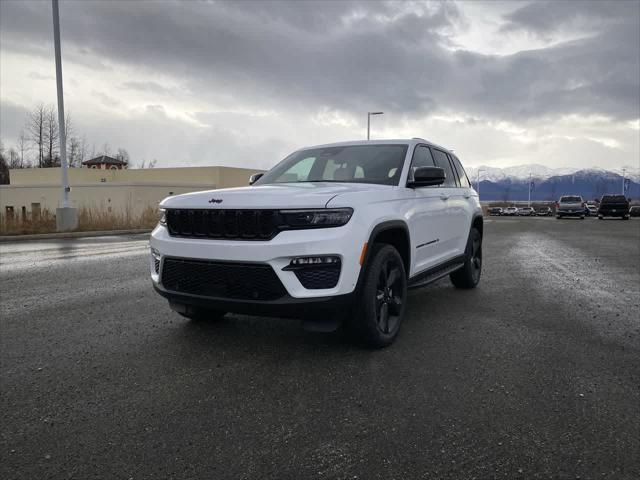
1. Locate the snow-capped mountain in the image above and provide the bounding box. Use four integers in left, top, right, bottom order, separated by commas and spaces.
466, 164, 640, 183
463, 164, 640, 201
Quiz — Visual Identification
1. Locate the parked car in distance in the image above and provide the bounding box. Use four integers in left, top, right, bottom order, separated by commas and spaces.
518, 207, 536, 216
598, 195, 630, 220
150, 138, 484, 348
503, 206, 519, 216
489, 207, 503, 216
537, 207, 552, 216
586, 205, 598, 216
630, 206, 640, 217
556, 195, 585, 219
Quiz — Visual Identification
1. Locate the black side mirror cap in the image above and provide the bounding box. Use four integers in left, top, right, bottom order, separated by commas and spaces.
249, 173, 264, 185
408, 166, 445, 188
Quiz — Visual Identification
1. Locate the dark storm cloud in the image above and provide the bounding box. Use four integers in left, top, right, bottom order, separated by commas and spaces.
1, 0, 638, 122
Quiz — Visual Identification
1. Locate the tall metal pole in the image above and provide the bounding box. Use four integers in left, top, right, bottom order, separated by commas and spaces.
366, 112, 383, 140
528, 172, 532, 207
367, 113, 370, 140
52, 0, 70, 208
622, 168, 626, 195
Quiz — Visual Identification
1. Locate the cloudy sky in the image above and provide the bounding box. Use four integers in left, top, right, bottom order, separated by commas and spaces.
1, 0, 639, 171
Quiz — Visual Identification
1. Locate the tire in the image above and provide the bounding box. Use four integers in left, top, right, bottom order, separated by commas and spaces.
622, 216, 629, 220
347, 243, 407, 348
556, 215, 562, 219
450, 227, 482, 289
580, 216, 585, 220
598, 215, 603, 220
179, 307, 227, 322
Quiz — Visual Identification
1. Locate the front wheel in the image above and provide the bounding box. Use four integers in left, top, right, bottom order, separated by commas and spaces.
347, 244, 407, 348
450, 227, 482, 289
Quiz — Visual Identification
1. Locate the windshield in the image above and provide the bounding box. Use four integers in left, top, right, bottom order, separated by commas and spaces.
255, 144, 408, 186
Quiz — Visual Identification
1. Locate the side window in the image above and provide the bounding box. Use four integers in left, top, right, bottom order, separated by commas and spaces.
430, 149, 457, 187
410, 145, 435, 169
450, 154, 471, 188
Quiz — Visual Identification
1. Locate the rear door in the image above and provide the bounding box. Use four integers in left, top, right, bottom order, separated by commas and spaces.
406, 145, 450, 273
449, 154, 475, 255
429, 148, 461, 260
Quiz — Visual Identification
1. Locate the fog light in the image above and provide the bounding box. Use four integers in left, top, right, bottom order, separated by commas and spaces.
286, 255, 341, 269
151, 248, 161, 274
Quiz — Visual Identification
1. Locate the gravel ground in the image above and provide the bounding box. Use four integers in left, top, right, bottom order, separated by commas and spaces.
1, 218, 639, 479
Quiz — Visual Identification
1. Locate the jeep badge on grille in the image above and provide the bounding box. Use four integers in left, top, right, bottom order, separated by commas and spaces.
208, 198, 223, 204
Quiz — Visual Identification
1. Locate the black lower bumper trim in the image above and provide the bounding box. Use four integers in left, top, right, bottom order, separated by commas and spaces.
153, 283, 354, 319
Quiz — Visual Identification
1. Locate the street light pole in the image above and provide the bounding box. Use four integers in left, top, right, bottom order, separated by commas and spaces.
52, 0, 77, 231
622, 168, 626, 195
528, 172, 532, 207
367, 112, 384, 140
476, 168, 485, 199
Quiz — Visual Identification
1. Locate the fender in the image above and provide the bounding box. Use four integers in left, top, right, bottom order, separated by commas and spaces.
357, 220, 411, 285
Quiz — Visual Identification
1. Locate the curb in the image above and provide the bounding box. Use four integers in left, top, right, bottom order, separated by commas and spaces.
0, 229, 152, 243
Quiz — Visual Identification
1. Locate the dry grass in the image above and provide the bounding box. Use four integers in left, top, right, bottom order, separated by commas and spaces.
0, 205, 159, 236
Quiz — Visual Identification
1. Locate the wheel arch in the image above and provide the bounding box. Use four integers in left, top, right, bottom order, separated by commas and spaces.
471, 213, 483, 237
364, 220, 411, 277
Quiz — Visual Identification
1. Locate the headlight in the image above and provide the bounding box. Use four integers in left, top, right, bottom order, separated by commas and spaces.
158, 208, 167, 226
280, 208, 353, 228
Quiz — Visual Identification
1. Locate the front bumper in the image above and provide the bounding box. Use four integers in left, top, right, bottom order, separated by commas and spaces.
149, 222, 365, 302
153, 283, 354, 319
557, 209, 583, 216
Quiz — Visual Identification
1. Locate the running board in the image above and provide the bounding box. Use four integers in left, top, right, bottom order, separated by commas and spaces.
408, 261, 465, 289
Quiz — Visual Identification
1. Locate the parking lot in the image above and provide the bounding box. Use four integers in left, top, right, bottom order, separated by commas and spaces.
1, 217, 639, 479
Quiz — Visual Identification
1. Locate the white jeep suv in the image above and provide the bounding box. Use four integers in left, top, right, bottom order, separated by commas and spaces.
150, 139, 483, 347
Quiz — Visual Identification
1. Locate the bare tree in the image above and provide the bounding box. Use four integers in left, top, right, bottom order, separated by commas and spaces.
27, 103, 46, 167
17, 130, 29, 168
8, 148, 21, 169
116, 148, 130, 164
101, 142, 111, 156
148, 159, 157, 168
44, 105, 59, 167
68, 137, 81, 167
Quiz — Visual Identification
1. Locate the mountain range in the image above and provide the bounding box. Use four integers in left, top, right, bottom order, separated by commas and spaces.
464, 164, 640, 202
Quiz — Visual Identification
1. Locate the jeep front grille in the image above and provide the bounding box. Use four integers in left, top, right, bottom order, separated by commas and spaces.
166, 209, 280, 240
161, 257, 287, 301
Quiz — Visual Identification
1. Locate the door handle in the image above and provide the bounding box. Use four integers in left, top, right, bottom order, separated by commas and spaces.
463, 193, 471, 199
440, 194, 449, 201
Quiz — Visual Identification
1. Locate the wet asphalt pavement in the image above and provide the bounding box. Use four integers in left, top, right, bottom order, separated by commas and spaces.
1, 217, 639, 479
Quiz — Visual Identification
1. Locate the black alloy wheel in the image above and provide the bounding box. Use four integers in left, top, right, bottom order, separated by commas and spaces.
348, 244, 407, 348
450, 227, 482, 289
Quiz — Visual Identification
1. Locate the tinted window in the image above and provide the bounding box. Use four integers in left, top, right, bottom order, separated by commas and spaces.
256, 144, 408, 186
410, 146, 435, 169
601, 195, 627, 203
560, 196, 582, 203
450, 155, 471, 188
430, 148, 456, 187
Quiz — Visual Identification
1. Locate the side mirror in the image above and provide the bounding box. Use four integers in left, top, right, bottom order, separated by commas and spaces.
408, 166, 445, 187
249, 173, 264, 185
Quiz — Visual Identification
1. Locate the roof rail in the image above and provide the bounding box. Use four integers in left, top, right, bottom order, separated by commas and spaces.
412, 137, 426, 141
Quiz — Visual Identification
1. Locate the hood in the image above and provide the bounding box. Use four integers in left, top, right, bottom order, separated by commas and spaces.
160, 182, 392, 209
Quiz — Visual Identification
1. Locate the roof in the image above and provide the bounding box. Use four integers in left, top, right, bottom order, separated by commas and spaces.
82, 155, 127, 166
298, 138, 453, 153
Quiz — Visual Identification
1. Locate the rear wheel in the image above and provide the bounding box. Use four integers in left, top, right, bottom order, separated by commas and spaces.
347, 244, 407, 348
450, 227, 482, 289
556, 215, 562, 219
622, 216, 629, 220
